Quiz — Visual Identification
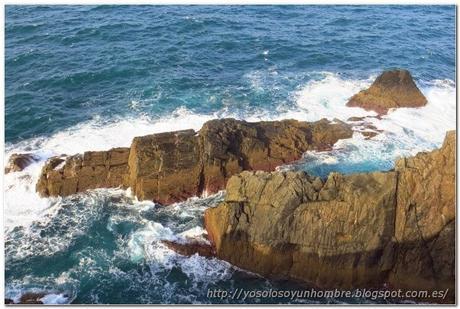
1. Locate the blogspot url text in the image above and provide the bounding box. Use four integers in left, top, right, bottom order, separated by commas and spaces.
207, 288, 449, 301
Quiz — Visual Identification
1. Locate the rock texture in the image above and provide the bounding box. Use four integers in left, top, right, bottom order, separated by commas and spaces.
347, 69, 427, 114
205, 131, 455, 302
36, 118, 352, 204
5, 153, 39, 173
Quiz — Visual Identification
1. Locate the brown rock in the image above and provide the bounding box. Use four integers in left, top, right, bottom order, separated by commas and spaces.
4, 153, 39, 173
347, 69, 427, 114
18, 292, 46, 304
128, 129, 202, 203
36, 148, 130, 197
162, 240, 215, 257
37, 118, 352, 204
204, 130, 455, 303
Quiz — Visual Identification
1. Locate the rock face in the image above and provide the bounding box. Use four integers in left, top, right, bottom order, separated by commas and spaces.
205, 171, 398, 288
205, 131, 455, 302
36, 118, 352, 204
347, 69, 427, 114
391, 130, 455, 295
5, 153, 39, 173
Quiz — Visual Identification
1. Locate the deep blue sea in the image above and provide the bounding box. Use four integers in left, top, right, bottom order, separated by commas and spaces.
4, 5, 456, 304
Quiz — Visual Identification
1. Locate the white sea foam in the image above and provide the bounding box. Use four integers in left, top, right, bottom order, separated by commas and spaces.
179, 255, 233, 283
40, 293, 72, 304
293, 72, 377, 121
284, 73, 456, 175
5, 190, 110, 261
127, 221, 175, 263
4, 161, 58, 231
5, 107, 214, 157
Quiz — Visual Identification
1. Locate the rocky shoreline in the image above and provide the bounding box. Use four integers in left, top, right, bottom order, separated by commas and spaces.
5, 69, 455, 304
204, 131, 455, 302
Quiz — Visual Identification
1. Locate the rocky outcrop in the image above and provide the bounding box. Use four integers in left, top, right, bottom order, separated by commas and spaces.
347, 69, 427, 114
36, 148, 130, 197
36, 118, 352, 204
204, 131, 455, 302
5, 153, 39, 173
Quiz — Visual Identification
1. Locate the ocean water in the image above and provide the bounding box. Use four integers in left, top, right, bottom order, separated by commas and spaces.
4, 5, 456, 304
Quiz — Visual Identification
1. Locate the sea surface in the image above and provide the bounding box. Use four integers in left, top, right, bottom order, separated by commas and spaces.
4, 5, 456, 304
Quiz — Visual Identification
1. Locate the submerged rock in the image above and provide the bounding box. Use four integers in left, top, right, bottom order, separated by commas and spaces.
204, 131, 455, 302
162, 240, 215, 258
347, 69, 427, 114
36, 118, 352, 204
4, 153, 39, 173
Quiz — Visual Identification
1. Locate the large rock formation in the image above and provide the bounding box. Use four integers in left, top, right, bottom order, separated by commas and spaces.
36, 118, 353, 204
347, 69, 427, 114
205, 131, 455, 302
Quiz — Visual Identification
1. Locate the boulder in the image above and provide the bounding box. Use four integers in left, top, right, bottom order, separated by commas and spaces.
205, 131, 455, 302
36, 118, 353, 204
347, 69, 427, 114
4, 153, 39, 173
